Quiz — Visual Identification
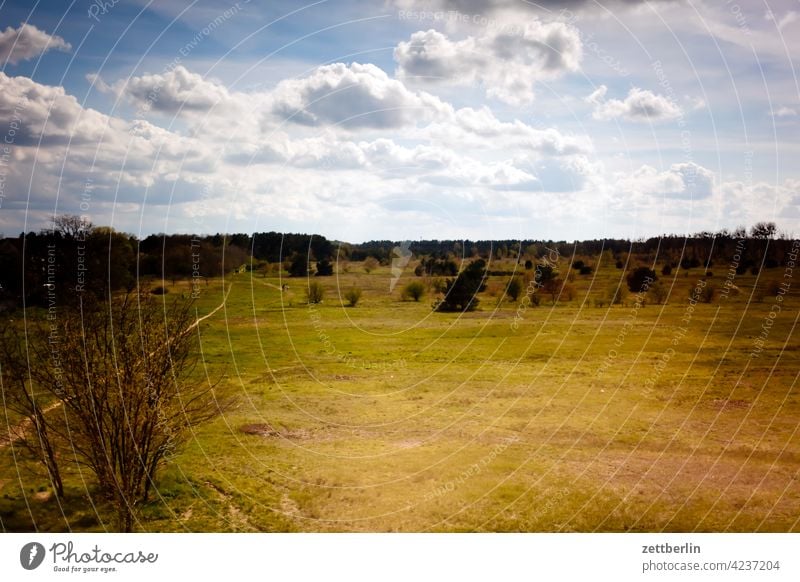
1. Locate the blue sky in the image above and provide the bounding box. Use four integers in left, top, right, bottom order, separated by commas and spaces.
0, 0, 798, 241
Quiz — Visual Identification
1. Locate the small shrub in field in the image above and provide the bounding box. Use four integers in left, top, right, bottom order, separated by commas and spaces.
705, 271, 713, 277
344, 287, 362, 307
661, 264, 672, 276
505, 277, 523, 301
363, 257, 379, 273
606, 282, 628, 305
151, 286, 168, 295
690, 282, 716, 303
615, 260, 624, 269
524, 259, 533, 270
701, 284, 716, 303
307, 281, 324, 304
402, 281, 426, 301
648, 281, 669, 304
561, 283, 576, 301
579, 265, 593, 275
571, 260, 585, 270
766, 280, 783, 297
627, 267, 657, 293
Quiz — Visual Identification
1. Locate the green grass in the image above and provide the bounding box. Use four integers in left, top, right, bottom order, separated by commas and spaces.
2, 259, 798, 532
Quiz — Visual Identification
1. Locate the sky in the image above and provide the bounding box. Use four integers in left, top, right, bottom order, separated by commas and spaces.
0, 0, 798, 242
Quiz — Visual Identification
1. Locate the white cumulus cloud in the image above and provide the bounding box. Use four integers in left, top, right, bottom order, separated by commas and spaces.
270, 62, 451, 129
592, 87, 683, 123
394, 21, 582, 105
0, 23, 71, 65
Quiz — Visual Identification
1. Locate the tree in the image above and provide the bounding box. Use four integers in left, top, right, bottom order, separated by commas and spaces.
541, 277, 566, 304
626, 267, 657, 293
0, 291, 226, 531
534, 264, 556, 286
505, 277, 523, 302
289, 253, 311, 277
750, 221, 777, 239
402, 281, 426, 302
54, 214, 91, 239
316, 258, 334, 276
0, 331, 64, 498
436, 259, 487, 312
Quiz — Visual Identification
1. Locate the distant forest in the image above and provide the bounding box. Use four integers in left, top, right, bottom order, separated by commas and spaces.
0, 215, 794, 309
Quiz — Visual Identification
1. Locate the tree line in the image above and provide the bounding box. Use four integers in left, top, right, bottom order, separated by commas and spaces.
0, 216, 794, 310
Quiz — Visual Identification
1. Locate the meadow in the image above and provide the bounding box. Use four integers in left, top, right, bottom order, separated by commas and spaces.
1, 253, 798, 532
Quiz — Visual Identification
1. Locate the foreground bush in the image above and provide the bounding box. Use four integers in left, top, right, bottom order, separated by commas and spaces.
0, 292, 226, 531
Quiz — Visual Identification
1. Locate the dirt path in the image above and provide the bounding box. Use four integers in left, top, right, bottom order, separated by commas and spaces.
257, 280, 284, 292
183, 283, 232, 335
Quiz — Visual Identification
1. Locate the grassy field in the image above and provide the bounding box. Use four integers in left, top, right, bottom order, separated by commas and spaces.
2, 254, 799, 532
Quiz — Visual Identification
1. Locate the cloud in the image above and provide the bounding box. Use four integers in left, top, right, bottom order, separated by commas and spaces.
584, 85, 607, 105
592, 87, 683, 123
765, 9, 798, 30
394, 21, 582, 105
270, 62, 451, 129
0, 23, 71, 65
615, 162, 714, 200
97, 65, 235, 115
773, 106, 797, 117
0, 72, 215, 218
423, 106, 592, 155
393, 0, 664, 15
